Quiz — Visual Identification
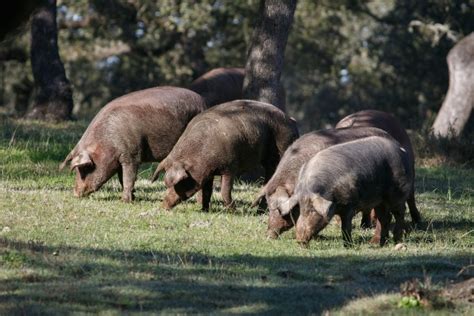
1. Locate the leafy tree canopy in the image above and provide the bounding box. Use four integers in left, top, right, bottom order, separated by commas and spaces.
1, 0, 472, 131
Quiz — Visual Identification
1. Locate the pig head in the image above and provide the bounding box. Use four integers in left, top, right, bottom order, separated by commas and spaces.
293, 194, 336, 246
151, 159, 202, 209
60, 145, 119, 198
253, 186, 299, 238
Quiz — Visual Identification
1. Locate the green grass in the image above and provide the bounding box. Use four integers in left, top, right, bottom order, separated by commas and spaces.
0, 118, 473, 314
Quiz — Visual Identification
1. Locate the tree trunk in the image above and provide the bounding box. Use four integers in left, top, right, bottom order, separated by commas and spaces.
432, 33, 474, 138
27, 0, 73, 121
242, 0, 297, 109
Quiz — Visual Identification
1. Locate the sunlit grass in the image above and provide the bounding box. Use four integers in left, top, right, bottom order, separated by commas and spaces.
0, 118, 472, 314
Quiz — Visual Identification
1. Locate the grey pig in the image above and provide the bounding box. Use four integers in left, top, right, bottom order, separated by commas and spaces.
252, 127, 395, 239
280, 136, 413, 247
335, 109, 421, 225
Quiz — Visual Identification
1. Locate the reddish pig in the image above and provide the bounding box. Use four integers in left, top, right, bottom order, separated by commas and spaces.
60, 86, 207, 202
151, 100, 298, 210
282, 136, 413, 247
335, 109, 421, 225
189, 67, 286, 111
253, 127, 395, 239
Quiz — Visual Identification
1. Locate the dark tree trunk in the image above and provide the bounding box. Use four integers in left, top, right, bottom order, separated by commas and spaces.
27, 0, 73, 121
432, 32, 474, 138
242, 0, 297, 109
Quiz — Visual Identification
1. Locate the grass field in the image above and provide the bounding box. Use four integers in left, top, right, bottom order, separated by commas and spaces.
0, 118, 472, 314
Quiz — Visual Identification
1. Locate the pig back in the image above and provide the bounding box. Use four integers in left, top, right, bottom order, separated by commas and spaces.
165, 100, 297, 173
301, 136, 412, 208
189, 68, 287, 111
265, 126, 394, 196
335, 110, 414, 164
189, 68, 245, 107
77, 86, 207, 162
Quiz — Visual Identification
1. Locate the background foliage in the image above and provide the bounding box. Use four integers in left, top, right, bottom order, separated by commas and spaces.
0, 0, 473, 132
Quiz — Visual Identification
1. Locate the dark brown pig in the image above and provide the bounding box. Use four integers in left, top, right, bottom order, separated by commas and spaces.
150, 100, 298, 211
189, 67, 286, 111
60, 87, 207, 202
280, 136, 413, 247
335, 109, 421, 226
252, 127, 394, 239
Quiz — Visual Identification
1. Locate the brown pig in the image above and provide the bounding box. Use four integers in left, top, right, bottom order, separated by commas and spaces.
335, 109, 421, 226
280, 136, 413, 247
252, 127, 394, 239
60, 87, 207, 202
189, 67, 286, 111
151, 100, 298, 211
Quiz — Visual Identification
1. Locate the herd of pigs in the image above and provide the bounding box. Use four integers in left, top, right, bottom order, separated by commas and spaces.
59, 67, 423, 248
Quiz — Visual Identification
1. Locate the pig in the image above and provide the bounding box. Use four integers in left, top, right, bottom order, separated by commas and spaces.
59, 86, 207, 202
278, 136, 413, 247
252, 127, 395, 238
335, 109, 421, 226
189, 67, 286, 111
150, 99, 299, 211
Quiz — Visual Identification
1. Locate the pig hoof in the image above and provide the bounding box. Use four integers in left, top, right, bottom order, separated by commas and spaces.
266, 230, 280, 239
297, 241, 310, 248
394, 243, 407, 251
225, 202, 235, 210
122, 192, 135, 203
369, 237, 380, 244
162, 202, 172, 210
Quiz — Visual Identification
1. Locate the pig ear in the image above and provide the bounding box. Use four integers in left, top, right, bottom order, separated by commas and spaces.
59, 151, 74, 171
70, 151, 93, 171
251, 187, 266, 208
164, 164, 188, 187
278, 194, 299, 216
311, 195, 335, 220
150, 160, 167, 183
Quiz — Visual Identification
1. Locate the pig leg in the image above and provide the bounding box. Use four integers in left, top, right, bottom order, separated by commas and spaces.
391, 204, 406, 243
195, 190, 203, 204
374, 205, 391, 246
262, 152, 279, 183
121, 163, 138, 202
407, 189, 422, 226
340, 211, 354, 247
360, 209, 372, 229
201, 177, 214, 211
221, 173, 234, 208
117, 166, 123, 188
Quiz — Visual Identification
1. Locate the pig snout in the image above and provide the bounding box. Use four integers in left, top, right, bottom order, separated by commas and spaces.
163, 188, 183, 209
296, 212, 326, 245
73, 182, 93, 198
267, 209, 295, 239
296, 219, 314, 244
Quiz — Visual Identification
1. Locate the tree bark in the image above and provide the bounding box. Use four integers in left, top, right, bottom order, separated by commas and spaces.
242, 0, 297, 109
432, 32, 474, 138
27, 0, 73, 121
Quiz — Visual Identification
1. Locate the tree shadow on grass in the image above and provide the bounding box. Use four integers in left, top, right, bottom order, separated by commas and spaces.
0, 237, 471, 314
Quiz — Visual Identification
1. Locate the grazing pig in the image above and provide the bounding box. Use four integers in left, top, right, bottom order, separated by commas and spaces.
279, 136, 413, 247
60, 87, 207, 202
151, 100, 298, 211
189, 67, 286, 111
252, 127, 394, 238
335, 110, 421, 225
